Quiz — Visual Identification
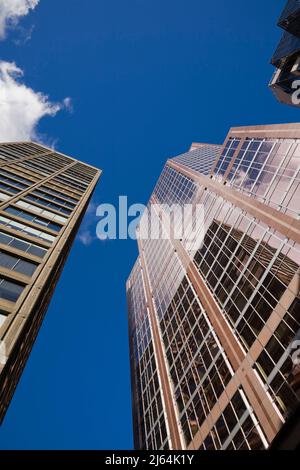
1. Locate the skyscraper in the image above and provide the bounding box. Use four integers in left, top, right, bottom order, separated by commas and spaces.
127, 123, 300, 450
0, 142, 101, 422
270, 0, 300, 106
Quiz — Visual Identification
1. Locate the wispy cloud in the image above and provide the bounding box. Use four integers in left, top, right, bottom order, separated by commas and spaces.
13, 23, 35, 45
77, 201, 98, 246
0, 0, 39, 39
0, 60, 70, 143
63, 97, 73, 114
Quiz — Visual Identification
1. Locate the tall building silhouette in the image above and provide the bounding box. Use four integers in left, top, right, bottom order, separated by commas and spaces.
127, 123, 300, 450
270, 0, 300, 106
0, 142, 101, 422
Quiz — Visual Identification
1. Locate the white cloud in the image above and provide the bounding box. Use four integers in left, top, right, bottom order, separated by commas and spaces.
0, 60, 68, 143
77, 230, 96, 246
0, 0, 39, 39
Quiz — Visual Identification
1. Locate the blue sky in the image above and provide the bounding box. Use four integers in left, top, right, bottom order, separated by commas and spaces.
0, 0, 299, 450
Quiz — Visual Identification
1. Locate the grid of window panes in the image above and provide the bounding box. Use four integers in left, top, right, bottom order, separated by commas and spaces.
13, 152, 73, 178
127, 260, 169, 450
0, 215, 56, 243
0, 142, 47, 161
4, 206, 63, 232
148, 160, 207, 260
199, 389, 267, 450
213, 138, 241, 179
153, 164, 198, 206
139, 205, 186, 321
139, 339, 169, 450
51, 163, 94, 195
139, 162, 203, 321
0, 250, 38, 277
160, 276, 234, 447
171, 145, 222, 176
23, 191, 74, 215
0, 231, 47, 258
254, 296, 300, 422
0, 142, 98, 313
38, 185, 79, 204
64, 162, 97, 185
146, 164, 204, 259
192, 187, 300, 352
148, 159, 204, 259
0, 142, 100, 425
222, 138, 300, 219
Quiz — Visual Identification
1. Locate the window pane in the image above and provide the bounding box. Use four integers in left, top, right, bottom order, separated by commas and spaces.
5, 207, 19, 216
34, 218, 48, 227
0, 279, 24, 302
48, 222, 61, 232
0, 232, 13, 245
21, 211, 35, 221
27, 245, 46, 258
10, 239, 30, 252
0, 252, 17, 270
15, 259, 37, 277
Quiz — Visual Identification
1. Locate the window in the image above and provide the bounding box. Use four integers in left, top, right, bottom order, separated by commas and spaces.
0, 182, 20, 194
0, 169, 33, 185
54, 174, 87, 192
0, 173, 27, 189
24, 194, 72, 215
28, 245, 47, 257
0, 216, 55, 243
0, 278, 24, 302
4, 207, 62, 232
33, 189, 76, 209
0, 192, 10, 201
16, 259, 37, 276
40, 185, 78, 203
0, 250, 38, 276
15, 201, 67, 224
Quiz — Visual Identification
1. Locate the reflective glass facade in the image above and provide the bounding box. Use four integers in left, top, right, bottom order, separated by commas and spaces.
0, 142, 101, 422
172, 144, 221, 176
127, 124, 300, 450
127, 260, 170, 450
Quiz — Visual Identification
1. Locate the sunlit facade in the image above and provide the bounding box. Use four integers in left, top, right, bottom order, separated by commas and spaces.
0, 142, 101, 422
127, 123, 300, 450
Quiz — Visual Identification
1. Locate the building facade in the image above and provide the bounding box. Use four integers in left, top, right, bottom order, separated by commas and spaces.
127, 123, 300, 450
0, 142, 101, 422
270, 0, 300, 106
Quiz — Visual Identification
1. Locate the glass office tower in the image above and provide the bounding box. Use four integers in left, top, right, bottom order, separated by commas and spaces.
127, 123, 300, 450
0, 142, 101, 422
270, 0, 300, 106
